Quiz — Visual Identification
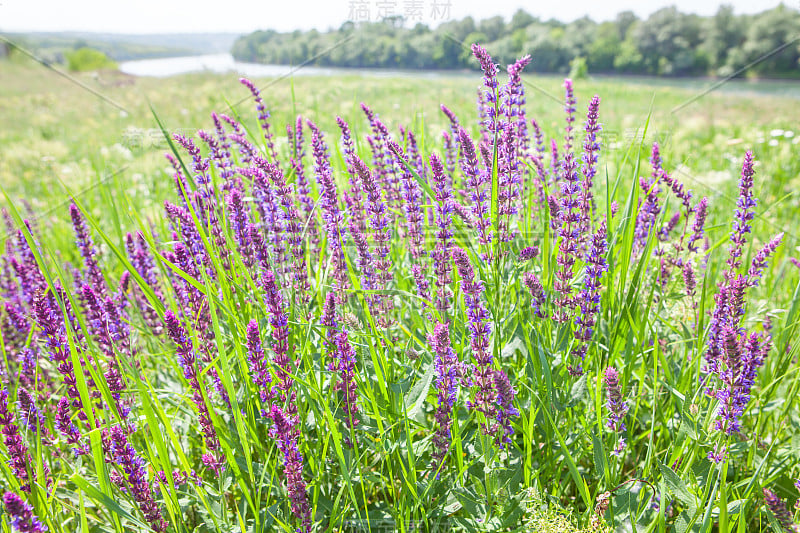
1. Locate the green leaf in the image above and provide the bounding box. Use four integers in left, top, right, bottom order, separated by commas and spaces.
405, 360, 435, 423
659, 462, 697, 509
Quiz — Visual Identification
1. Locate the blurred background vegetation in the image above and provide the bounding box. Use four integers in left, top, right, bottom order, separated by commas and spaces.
232, 4, 800, 78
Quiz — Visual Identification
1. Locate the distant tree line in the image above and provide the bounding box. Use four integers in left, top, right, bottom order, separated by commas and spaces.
232, 4, 800, 77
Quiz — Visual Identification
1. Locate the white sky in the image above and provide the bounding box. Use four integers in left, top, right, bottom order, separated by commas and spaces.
0, 0, 788, 34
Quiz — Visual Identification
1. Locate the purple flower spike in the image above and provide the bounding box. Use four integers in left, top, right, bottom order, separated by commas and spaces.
268, 405, 312, 532
360, 103, 400, 208
683, 261, 697, 301
164, 311, 222, 472
518, 246, 539, 262
429, 322, 459, 475
259, 160, 310, 297
0, 388, 34, 491
452, 248, 497, 432
522, 272, 546, 318
309, 122, 349, 303
687, 197, 708, 253
354, 156, 393, 322
553, 153, 582, 323
571, 222, 608, 375
17, 389, 50, 442
239, 77, 279, 163
429, 154, 455, 319
260, 270, 295, 401
458, 128, 493, 249
748, 233, 783, 287
580, 95, 601, 234
109, 426, 167, 532
331, 328, 360, 430
492, 370, 519, 449
245, 320, 273, 407
762, 488, 796, 532
471, 44, 500, 136
388, 141, 426, 258
727, 151, 757, 276
70, 203, 108, 298
703, 152, 777, 436
3, 491, 47, 532
226, 188, 255, 269
55, 397, 86, 456
563, 79, 577, 154
604, 367, 628, 434
172, 133, 212, 195
411, 264, 431, 308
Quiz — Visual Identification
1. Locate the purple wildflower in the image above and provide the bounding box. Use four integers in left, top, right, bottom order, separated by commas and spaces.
260, 270, 295, 402
172, 133, 211, 195
763, 488, 796, 532
429, 154, 455, 319
262, 162, 309, 295
388, 141, 425, 258
248, 164, 286, 276
309, 122, 348, 303
687, 197, 708, 253
472, 44, 499, 136
727, 151, 757, 276
267, 405, 312, 531
70, 203, 108, 298
604, 367, 628, 434
3, 492, 47, 532
411, 264, 431, 308
458, 128, 493, 249
634, 175, 662, 253
492, 370, 519, 448
360, 103, 400, 208
55, 397, 86, 456
704, 153, 776, 436
33, 293, 82, 411
226, 188, 255, 269
16, 389, 50, 442
239, 77, 279, 163
683, 261, 697, 301
245, 320, 273, 407
518, 246, 539, 262
0, 388, 34, 491
553, 153, 582, 323
428, 322, 459, 474
522, 272, 546, 318
748, 233, 784, 287
580, 95, 601, 234
452, 248, 496, 430
354, 156, 393, 322
163, 311, 222, 473
331, 328, 360, 430
563, 79, 577, 154
571, 221, 608, 375
336, 117, 367, 234
109, 426, 167, 532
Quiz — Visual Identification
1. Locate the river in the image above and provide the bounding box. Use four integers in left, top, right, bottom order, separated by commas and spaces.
119, 53, 800, 99
118, 53, 464, 79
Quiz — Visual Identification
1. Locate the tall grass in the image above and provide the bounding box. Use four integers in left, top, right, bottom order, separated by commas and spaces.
1, 44, 799, 533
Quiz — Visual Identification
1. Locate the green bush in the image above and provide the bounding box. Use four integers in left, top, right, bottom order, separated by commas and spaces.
64, 47, 117, 71
569, 56, 589, 79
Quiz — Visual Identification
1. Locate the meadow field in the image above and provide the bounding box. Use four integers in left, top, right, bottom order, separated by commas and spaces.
1, 48, 800, 532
